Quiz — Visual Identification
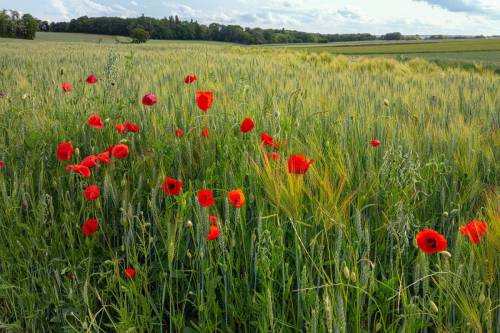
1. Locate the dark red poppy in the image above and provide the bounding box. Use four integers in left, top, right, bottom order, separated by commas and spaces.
142, 93, 157, 106
87, 114, 104, 129
266, 152, 279, 161
86, 74, 97, 84
115, 124, 126, 133
196, 91, 213, 112
175, 129, 185, 137
260, 132, 273, 147
66, 164, 91, 178
162, 177, 183, 196
288, 154, 313, 174
209, 215, 218, 225
228, 189, 245, 208
83, 185, 100, 201
82, 218, 99, 236
460, 221, 487, 244
0, 160, 4, 168
416, 229, 447, 254
57, 142, 73, 161
124, 122, 140, 132
201, 128, 209, 138
198, 190, 215, 208
61, 82, 72, 92
111, 144, 129, 159
240, 118, 255, 133
370, 139, 381, 147
124, 267, 136, 279
184, 75, 197, 84
81, 155, 101, 168
207, 225, 220, 240
96, 151, 111, 163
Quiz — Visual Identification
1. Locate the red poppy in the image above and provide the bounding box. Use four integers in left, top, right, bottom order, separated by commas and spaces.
0, 160, 4, 168
111, 144, 129, 159
162, 177, 183, 196
96, 151, 111, 163
370, 139, 381, 147
209, 215, 218, 225
83, 185, 100, 201
416, 229, 447, 254
81, 155, 101, 168
196, 91, 214, 112
115, 124, 126, 133
66, 164, 91, 178
124, 122, 140, 132
198, 190, 215, 208
175, 129, 185, 137
240, 118, 255, 133
142, 93, 157, 106
201, 128, 209, 138
228, 189, 245, 208
86, 74, 97, 84
61, 82, 72, 92
56, 142, 73, 161
82, 218, 99, 236
87, 114, 104, 129
207, 225, 220, 240
124, 267, 136, 279
288, 154, 313, 174
266, 152, 279, 161
260, 132, 273, 147
460, 221, 487, 244
184, 75, 197, 84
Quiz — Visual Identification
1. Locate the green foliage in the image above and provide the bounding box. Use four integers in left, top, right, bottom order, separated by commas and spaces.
0, 10, 37, 40
130, 27, 150, 44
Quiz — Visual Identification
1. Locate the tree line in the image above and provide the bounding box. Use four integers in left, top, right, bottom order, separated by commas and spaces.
0, 10, 38, 39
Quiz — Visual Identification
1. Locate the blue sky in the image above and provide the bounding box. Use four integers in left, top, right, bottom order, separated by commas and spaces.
2, 0, 499, 35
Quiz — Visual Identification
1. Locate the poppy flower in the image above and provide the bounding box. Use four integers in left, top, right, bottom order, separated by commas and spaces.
460, 221, 487, 244
266, 152, 279, 161
184, 75, 197, 84
228, 189, 245, 208
0, 160, 4, 168
87, 114, 104, 129
240, 118, 255, 133
370, 139, 381, 147
81, 155, 101, 168
260, 132, 273, 147
111, 144, 129, 159
124, 267, 136, 279
96, 151, 111, 163
66, 164, 91, 178
198, 190, 215, 208
56, 142, 73, 161
61, 82, 72, 92
209, 215, 218, 225
82, 218, 99, 236
124, 122, 140, 133
83, 185, 100, 201
207, 225, 220, 241
175, 129, 185, 137
288, 154, 313, 174
115, 124, 126, 133
86, 74, 97, 84
416, 229, 447, 254
201, 128, 209, 138
162, 177, 183, 196
196, 91, 213, 112
142, 93, 157, 106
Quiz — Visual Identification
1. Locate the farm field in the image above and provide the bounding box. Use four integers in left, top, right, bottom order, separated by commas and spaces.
0, 39, 499, 332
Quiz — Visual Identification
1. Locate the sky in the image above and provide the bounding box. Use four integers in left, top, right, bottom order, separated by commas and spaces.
1, 0, 499, 35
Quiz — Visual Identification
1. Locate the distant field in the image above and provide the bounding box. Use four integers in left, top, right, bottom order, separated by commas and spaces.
33, 32, 131, 43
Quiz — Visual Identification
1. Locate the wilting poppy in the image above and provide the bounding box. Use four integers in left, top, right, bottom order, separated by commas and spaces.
162, 177, 183, 196
288, 154, 313, 174
228, 189, 245, 208
124, 267, 136, 279
207, 225, 220, 240
184, 75, 197, 84
209, 215, 218, 225
87, 114, 104, 129
81, 155, 101, 168
124, 122, 140, 132
201, 128, 209, 138
82, 218, 99, 236
196, 91, 214, 112
175, 129, 185, 137
198, 190, 215, 208
266, 152, 279, 161
97, 151, 111, 163
83, 185, 100, 201
240, 118, 255, 133
370, 139, 381, 147
460, 221, 487, 244
142, 93, 157, 106
61, 82, 72, 92
115, 124, 126, 133
416, 229, 447, 254
111, 144, 129, 159
86, 74, 97, 84
0, 160, 4, 168
57, 142, 73, 161
260, 132, 273, 147
66, 164, 91, 178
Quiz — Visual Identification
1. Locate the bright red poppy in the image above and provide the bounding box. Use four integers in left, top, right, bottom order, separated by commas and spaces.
370, 139, 381, 147
0, 160, 4, 168
96, 151, 111, 163
266, 152, 279, 161
288, 154, 313, 174
82, 218, 99, 236
260, 132, 273, 147
111, 144, 129, 159
196, 91, 214, 112
124, 267, 136, 279
201, 128, 209, 138
57, 142, 73, 161
162, 177, 183, 196
416, 229, 447, 254
83, 185, 100, 201
142, 93, 157, 106
175, 129, 185, 137
184, 75, 197, 84
198, 190, 215, 208
207, 225, 220, 240
66, 164, 91, 178
460, 221, 487, 244
87, 114, 104, 129
61, 82, 72, 92
209, 215, 218, 225
240, 118, 255, 133
228, 189, 245, 208
115, 124, 126, 133
86, 74, 97, 84
124, 122, 140, 132
81, 155, 101, 168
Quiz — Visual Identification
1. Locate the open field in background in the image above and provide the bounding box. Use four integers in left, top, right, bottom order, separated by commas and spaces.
0, 39, 499, 332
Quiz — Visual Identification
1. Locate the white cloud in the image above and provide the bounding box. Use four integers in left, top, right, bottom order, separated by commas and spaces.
50, 0, 70, 20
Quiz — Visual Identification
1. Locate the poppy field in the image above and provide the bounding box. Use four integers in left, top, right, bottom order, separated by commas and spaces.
0, 40, 499, 332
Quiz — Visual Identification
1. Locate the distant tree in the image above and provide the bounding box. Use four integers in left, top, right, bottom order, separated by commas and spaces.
383, 32, 403, 40
130, 27, 150, 43
21, 14, 37, 39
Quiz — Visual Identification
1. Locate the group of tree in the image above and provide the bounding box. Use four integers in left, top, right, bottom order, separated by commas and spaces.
0, 10, 37, 39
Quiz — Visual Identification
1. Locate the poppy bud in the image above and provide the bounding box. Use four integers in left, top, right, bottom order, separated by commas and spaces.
350, 271, 357, 283
429, 300, 439, 314
439, 250, 451, 258
375, 322, 382, 332
343, 266, 350, 280
59, 67, 65, 75
442, 211, 449, 219
383, 99, 389, 106
186, 220, 193, 228
478, 293, 486, 304
105, 118, 110, 123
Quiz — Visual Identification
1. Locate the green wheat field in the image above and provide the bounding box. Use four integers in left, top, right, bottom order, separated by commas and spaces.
0, 38, 499, 332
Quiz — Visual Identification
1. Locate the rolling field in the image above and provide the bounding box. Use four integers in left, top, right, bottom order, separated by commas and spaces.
0, 39, 499, 332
